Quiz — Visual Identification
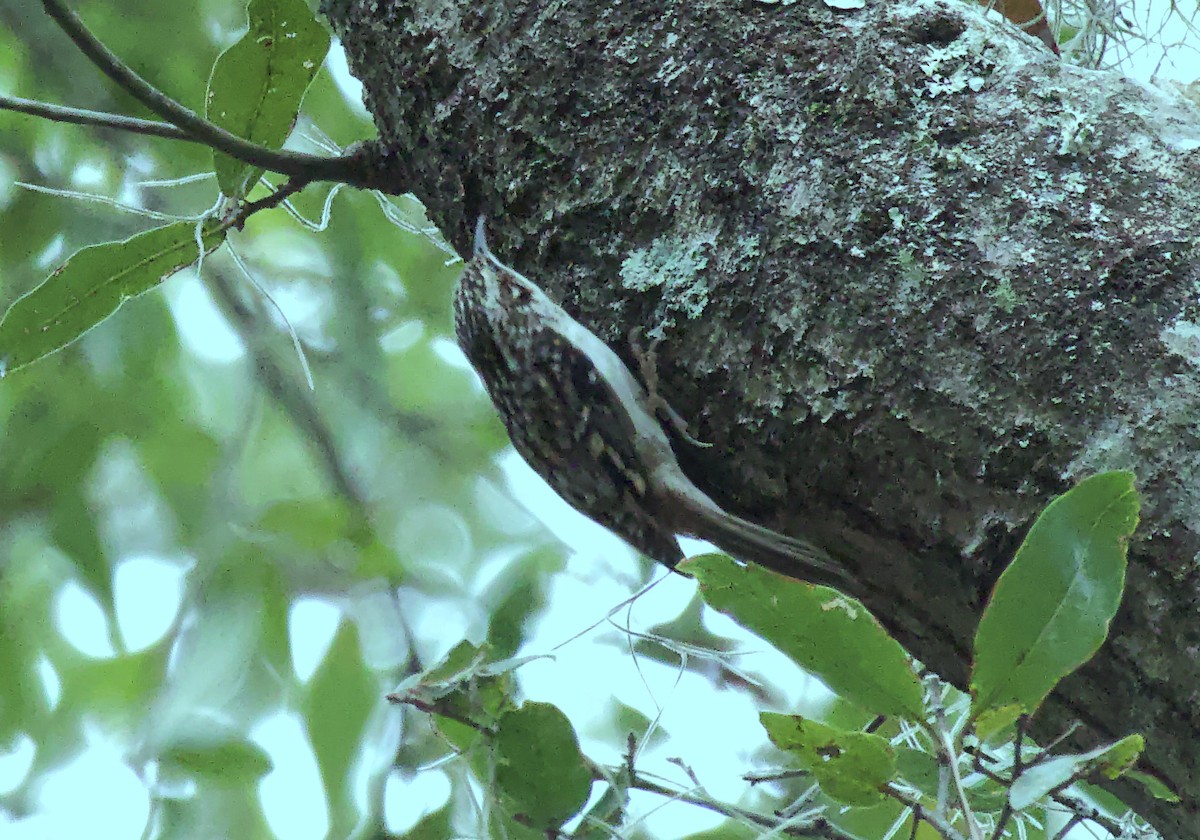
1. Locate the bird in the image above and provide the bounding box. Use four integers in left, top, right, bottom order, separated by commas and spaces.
452, 217, 855, 593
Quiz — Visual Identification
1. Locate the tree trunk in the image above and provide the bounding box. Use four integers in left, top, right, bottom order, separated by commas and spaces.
322, 0, 1200, 833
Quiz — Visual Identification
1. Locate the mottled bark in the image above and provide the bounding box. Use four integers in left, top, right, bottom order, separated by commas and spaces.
321, 0, 1200, 833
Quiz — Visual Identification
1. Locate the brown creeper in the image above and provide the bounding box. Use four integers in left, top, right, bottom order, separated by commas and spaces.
453, 218, 855, 592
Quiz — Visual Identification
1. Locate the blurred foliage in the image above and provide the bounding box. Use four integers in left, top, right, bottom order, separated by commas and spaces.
0, 1, 567, 836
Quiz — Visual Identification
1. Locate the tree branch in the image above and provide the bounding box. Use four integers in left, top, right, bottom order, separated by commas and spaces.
323, 0, 1200, 834
0, 94, 190, 140
39, 0, 377, 187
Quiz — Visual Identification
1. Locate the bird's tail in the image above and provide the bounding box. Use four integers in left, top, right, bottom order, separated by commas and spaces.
660, 472, 857, 593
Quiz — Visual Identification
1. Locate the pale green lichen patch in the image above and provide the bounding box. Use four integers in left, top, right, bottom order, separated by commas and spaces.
619, 230, 717, 320
1160, 319, 1200, 366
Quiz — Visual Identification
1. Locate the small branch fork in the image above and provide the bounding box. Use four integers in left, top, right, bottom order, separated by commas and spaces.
0, 0, 389, 191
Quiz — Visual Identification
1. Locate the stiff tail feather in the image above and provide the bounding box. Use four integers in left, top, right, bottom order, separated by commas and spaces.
685, 505, 858, 594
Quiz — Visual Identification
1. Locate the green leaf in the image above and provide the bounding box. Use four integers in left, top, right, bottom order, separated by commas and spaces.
205, 0, 330, 198
0, 222, 226, 374
1008, 735, 1144, 810
257, 498, 351, 549
972, 703, 1023, 743
0, 545, 51, 742
572, 769, 629, 840
1125, 769, 1181, 803
611, 700, 668, 751
894, 747, 941, 799
421, 640, 492, 688
971, 472, 1139, 722
760, 713, 895, 806
494, 702, 592, 830
58, 648, 169, 726
432, 714, 483, 755
423, 672, 515, 752
395, 641, 517, 738
160, 738, 274, 785
682, 554, 924, 719
49, 488, 113, 607
486, 811, 545, 840
398, 803, 454, 839
1095, 733, 1144, 779
677, 826, 759, 840
642, 590, 738, 654
485, 548, 559, 659
301, 619, 380, 837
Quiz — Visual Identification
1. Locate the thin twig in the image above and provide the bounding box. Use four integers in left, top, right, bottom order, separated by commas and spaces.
988, 793, 1015, 839
924, 678, 984, 840
0, 94, 190, 140
1027, 720, 1083, 765
390, 694, 491, 732
229, 178, 314, 228
1051, 813, 1084, 840
40, 0, 373, 186
744, 768, 810, 784
964, 746, 1128, 837
883, 784, 969, 840
987, 717, 1027, 840
627, 772, 853, 839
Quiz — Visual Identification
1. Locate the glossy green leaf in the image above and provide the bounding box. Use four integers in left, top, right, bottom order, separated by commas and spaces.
206, 0, 329, 198
1008, 735, 1144, 810
760, 712, 895, 806
494, 702, 592, 830
0, 222, 226, 374
971, 472, 1139, 722
683, 553, 924, 719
